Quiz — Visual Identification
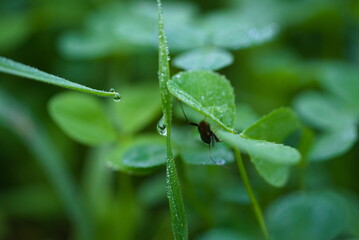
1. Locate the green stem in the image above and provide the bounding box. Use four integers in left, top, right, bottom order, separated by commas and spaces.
157, 0, 188, 239
234, 148, 270, 240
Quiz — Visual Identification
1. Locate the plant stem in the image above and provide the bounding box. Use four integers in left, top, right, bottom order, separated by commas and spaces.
157, 0, 188, 239
234, 148, 270, 240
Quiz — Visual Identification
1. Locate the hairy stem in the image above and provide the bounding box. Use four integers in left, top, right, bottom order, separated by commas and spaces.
158, 0, 188, 239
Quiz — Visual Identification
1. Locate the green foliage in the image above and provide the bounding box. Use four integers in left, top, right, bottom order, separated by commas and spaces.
168, 70, 235, 131
1, 0, 359, 239
218, 108, 301, 187
172, 127, 234, 165
48, 92, 117, 146
242, 108, 300, 143
105, 135, 166, 175
219, 131, 300, 187
110, 83, 161, 134
0, 88, 93, 240
0, 57, 120, 98
266, 191, 353, 240
173, 48, 233, 71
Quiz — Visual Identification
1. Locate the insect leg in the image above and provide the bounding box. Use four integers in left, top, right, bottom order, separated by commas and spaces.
179, 101, 198, 126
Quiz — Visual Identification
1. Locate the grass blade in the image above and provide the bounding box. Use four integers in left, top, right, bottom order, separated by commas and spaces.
158, 0, 188, 239
0, 56, 120, 98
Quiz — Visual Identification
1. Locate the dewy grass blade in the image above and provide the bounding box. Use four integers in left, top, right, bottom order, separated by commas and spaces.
0, 56, 121, 99
157, 0, 188, 239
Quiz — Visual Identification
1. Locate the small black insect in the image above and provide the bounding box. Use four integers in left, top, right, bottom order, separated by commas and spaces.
180, 103, 223, 165
188, 120, 221, 148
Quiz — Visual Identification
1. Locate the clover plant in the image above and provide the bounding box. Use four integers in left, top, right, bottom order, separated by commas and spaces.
1, 0, 359, 240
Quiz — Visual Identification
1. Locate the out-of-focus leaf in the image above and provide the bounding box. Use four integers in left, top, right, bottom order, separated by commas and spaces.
234, 104, 260, 132
168, 71, 235, 131
172, 126, 234, 166
105, 135, 166, 175
111, 83, 161, 134
242, 108, 300, 143
0, 185, 62, 219
48, 92, 117, 146
59, 1, 201, 58
266, 191, 347, 240
317, 62, 359, 115
0, 209, 5, 238
173, 48, 233, 71
294, 91, 356, 130
182, 141, 234, 166
137, 174, 166, 207
195, 228, 252, 240
294, 91, 358, 161
203, 10, 279, 50
0, 13, 31, 52
0, 88, 93, 240
58, 32, 121, 59
309, 126, 357, 162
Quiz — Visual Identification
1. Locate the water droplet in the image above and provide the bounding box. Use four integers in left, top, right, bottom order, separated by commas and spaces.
109, 88, 121, 102
215, 159, 226, 165
113, 94, 121, 102
157, 116, 167, 136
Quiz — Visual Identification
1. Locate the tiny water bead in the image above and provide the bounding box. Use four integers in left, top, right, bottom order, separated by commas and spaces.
157, 116, 167, 136
113, 94, 121, 102
109, 88, 122, 102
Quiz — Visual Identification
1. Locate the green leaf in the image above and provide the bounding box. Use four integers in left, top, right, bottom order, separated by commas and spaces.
218, 131, 300, 187
219, 132, 300, 165
196, 229, 251, 240
172, 126, 234, 165
266, 191, 347, 240
0, 13, 31, 52
294, 91, 358, 161
181, 143, 234, 165
234, 104, 260, 131
317, 61, 359, 114
0, 57, 120, 98
123, 142, 166, 169
242, 107, 300, 143
168, 70, 235, 131
48, 92, 117, 146
173, 48, 233, 71
204, 10, 279, 50
294, 91, 356, 130
105, 135, 166, 175
309, 126, 357, 162
251, 159, 290, 187
110, 83, 161, 134
59, 32, 121, 59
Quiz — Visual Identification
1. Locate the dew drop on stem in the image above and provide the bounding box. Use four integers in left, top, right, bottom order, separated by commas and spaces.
157, 116, 167, 136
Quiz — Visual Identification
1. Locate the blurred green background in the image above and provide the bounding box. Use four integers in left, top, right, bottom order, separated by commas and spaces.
1, 0, 359, 239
